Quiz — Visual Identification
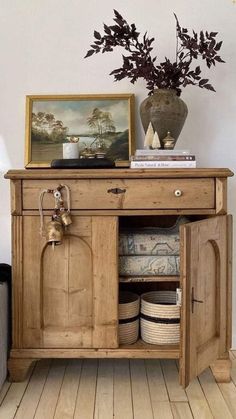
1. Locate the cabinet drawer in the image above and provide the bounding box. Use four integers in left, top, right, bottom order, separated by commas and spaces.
22, 178, 215, 210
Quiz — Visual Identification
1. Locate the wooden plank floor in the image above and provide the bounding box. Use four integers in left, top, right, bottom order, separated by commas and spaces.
1, 353, 236, 419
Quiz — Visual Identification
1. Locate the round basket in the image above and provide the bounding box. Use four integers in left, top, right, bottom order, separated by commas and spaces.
140, 291, 180, 345
119, 291, 140, 345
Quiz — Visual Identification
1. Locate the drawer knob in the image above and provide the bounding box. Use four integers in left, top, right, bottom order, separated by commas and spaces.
174, 189, 182, 197
107, 187, 126, 195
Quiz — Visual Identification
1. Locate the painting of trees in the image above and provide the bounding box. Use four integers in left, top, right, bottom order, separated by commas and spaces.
27, 95, 133, 166
87, 108, 116, 137
32, 112, 68, 143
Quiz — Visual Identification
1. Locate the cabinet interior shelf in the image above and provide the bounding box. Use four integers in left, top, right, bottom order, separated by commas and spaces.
119, 339, 179, 358
119, 275, 180, 283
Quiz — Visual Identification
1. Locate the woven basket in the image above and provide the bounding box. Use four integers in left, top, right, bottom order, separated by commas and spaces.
119, 291, 140, 345
140, 291, 180, 345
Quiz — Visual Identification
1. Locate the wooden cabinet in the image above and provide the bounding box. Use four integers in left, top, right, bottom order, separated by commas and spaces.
5, 168, 233, 387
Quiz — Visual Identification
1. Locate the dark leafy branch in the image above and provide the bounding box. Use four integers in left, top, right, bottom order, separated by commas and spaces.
85, 10, 225, 95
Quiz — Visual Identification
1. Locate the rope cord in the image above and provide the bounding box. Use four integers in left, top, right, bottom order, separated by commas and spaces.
38, 189, 49, 236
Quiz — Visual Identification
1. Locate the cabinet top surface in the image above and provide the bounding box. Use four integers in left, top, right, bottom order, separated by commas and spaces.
4, 168, 234, 180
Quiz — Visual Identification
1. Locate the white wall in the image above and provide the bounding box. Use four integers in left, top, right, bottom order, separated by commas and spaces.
0, 0, 236, 343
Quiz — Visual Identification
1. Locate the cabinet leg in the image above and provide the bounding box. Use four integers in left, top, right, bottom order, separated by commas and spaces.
210, 356, 232, 383
8, 358, 38, 382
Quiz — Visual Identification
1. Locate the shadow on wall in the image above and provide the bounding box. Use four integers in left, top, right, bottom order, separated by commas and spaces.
0, 135, 12, 264
0, 135, 11, 171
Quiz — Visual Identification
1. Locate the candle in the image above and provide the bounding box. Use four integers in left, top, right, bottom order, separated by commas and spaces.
63, 142, 79, 159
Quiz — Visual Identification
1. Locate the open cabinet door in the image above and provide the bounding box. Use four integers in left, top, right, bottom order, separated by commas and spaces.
179, 215, 232, 387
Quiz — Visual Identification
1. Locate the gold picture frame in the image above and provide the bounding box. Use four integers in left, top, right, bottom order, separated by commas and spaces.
25, 94, 135, 168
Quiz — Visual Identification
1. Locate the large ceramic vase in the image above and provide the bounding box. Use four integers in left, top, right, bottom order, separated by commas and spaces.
140, 89, 188, 148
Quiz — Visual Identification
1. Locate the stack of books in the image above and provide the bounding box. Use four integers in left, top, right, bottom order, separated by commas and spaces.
130, 149, 196, 169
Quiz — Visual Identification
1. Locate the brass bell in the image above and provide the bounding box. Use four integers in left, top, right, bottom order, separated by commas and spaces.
60, 210, 72, 226
45, 219, 63, 245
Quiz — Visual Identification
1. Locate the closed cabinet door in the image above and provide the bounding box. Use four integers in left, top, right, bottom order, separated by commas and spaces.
179, 215, 232, 387
22, 215, 118, 349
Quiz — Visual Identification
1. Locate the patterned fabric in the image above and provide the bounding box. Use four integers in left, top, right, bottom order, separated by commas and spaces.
119, 216, 189, 256
119, 255, 180, 276
119, 231, 180, 256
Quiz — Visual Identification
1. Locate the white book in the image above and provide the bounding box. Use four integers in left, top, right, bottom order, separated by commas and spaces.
130, 160, 196, 169
135, 149, 190, 156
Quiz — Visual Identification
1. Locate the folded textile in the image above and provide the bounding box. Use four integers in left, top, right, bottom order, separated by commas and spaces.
119, 231, 180, 256
119, 255, 180, 276
119, 216, 189, 256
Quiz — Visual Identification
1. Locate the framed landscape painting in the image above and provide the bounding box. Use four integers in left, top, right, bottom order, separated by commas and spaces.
25, 94, 135, 168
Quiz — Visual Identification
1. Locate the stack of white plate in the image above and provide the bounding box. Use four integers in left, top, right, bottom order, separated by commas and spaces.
119, 291, 140, 345
140, 291, 180, 345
